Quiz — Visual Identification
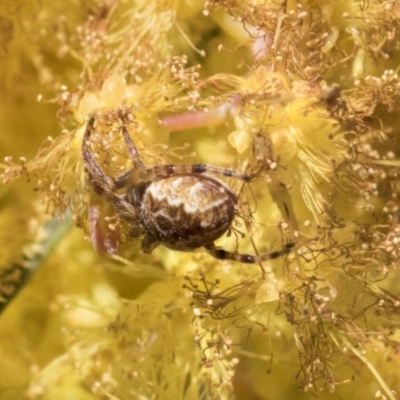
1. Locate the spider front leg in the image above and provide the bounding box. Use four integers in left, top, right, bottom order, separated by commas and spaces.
120, 125, 145, 170
82, 118, 137, 217
113, 163, 252, 191
118, 123, 252, 184
146, 164, 252, 183
82, 118, 141, 253
83, 118, 117, 195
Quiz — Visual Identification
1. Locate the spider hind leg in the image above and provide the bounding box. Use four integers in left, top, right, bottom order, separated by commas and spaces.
205, 242, 294, 264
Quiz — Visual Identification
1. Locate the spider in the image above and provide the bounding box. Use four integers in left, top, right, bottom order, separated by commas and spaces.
82, 117, 294, 263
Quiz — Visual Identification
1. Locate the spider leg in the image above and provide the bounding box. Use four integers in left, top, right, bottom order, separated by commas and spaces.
119, 121, 248, 181
119, 124, 252, 184
205, 242, 294, 264
144, 164, 252, 183
114, 169, 137, 189
117, 127, 252, 187
120, 125, 145, 170
82, 118, 138, 221
112, 125, 152, 190
113, 163, 251, 190
83, 118, 117, 193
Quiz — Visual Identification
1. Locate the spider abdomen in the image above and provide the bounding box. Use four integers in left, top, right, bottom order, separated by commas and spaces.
141, 175, 237, 251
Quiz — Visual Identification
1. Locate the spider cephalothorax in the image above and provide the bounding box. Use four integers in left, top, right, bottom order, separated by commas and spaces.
82, 117, 293, 263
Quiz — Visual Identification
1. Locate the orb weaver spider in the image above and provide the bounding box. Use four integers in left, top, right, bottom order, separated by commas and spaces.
82, 117, 293, 263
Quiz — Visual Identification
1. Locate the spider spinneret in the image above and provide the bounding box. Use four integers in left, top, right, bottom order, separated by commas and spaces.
82, 117, 293, 264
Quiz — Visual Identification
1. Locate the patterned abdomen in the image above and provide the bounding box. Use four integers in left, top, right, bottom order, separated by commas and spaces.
141, 175, 237, 251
